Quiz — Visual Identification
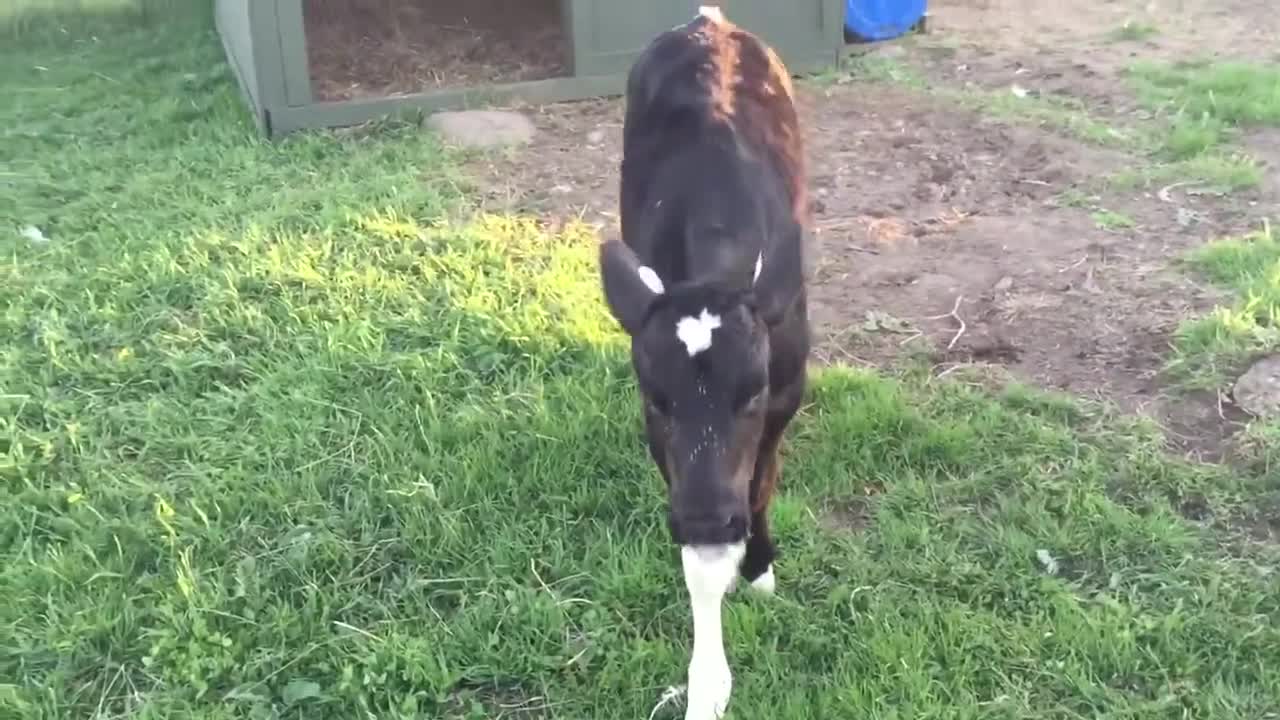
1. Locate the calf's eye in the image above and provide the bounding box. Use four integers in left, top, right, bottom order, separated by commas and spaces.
735, 384, 767, 413
647, 391, 672, 415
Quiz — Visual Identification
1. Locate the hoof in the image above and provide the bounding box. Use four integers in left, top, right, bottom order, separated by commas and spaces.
749, 565, 776, 594
684, 659, 732, 720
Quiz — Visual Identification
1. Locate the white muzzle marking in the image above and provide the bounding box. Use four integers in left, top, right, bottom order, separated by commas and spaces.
681, 542, 744, 720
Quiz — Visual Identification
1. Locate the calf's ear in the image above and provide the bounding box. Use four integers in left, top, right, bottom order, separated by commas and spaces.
599, 238, 664, 335
751, 225, 807, 326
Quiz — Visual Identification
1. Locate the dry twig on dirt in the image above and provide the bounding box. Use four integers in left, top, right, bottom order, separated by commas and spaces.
922, 295, 968, 350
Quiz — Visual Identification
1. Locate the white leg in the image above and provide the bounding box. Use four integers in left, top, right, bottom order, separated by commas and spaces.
680, 542, 745, 720
749, 564, 775, 594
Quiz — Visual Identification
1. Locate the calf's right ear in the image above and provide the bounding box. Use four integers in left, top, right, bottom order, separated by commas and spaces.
599, 238, 664, 336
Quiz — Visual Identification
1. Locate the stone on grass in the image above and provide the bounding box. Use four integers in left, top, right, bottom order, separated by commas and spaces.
1233, 354, 1280, 418
425, 110, 535, 148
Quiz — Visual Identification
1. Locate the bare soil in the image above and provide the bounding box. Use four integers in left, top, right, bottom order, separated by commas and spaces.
303, 0, 567, 102
451, 0, 1279, 460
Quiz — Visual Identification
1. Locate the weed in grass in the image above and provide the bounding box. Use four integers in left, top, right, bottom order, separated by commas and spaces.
948, 88, 1143, 149
1091, 209, 1136, 231
1131, 60, 1280, 129
3, 9, 1280, 720
1127, 59, 1280, 176
1052, 188, 1096, 209
814, 52, 927, 89
1168, 222, 1280, 389
1105, 151, 1264, 193
1161, 115, 1231, 159
1167, 221, 1280, 490
1106, 21, 1159, 43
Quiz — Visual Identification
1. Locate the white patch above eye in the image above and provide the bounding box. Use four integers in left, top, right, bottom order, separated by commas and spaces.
637, 265, 665, 295
676, 308, 722, 357
753, 251, 762, 284
697, 5, 724, 23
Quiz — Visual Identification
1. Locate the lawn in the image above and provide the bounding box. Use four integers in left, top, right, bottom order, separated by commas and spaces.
3, 7, 1279, 720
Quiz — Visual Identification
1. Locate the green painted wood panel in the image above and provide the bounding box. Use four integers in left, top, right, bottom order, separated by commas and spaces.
245, 0, 290, 135
725, 0, 844, 70
275, 0, 313, 107
217, 0, 845, 137
214, 0, 265, 129
567, 0, 842, 78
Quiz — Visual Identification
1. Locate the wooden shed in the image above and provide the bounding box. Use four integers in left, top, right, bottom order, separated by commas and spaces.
214, 0, 845, 137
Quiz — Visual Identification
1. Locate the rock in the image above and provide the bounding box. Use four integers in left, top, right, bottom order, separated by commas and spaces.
993, 275, 1014, 292
425, 110, 535, 148
1233, 354, 1280, 417
586, 129, 605, 145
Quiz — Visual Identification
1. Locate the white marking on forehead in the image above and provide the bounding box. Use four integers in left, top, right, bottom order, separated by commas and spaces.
697, 5, 725, 23
637, 265, 665, 294
675, 308, 722, 357
753, 251, 762, 284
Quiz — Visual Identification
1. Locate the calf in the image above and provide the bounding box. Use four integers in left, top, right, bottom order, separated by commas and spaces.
597, 6, 811, 719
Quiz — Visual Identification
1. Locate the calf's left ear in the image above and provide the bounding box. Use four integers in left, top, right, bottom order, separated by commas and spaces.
751, 226, 806, 326
599, 238, 665, 335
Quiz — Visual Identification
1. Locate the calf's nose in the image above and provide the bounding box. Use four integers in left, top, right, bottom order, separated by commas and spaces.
670, 508, 749, 546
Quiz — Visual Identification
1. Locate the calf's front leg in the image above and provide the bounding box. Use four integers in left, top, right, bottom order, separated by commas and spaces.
680, 541, 745, 720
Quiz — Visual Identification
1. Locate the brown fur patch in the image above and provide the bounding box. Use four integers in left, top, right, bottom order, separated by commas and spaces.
751, 448, 780, 514
687, 9, 808, 228
727, 29, 810, 228
697, 11, 741, 121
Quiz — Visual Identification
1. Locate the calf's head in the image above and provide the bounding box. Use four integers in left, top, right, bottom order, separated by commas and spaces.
599, 237, 803, 546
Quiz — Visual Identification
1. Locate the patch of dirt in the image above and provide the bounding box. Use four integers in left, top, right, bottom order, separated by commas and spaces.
449, 0, 1279, 461
1243, 128, 1280, 195
303, 0, 567, 102
461, 98, 623, 224
820, 497, 874, 534
461, 87, 1228, 419
445, 682, 551, 718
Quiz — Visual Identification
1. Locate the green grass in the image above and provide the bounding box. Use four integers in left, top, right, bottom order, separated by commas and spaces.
813, 52, 928, 90
1045, 59, 1280, 193
822, 55, 1142, 150
825, 44, 1278, 195
1127, 60, 1280, 181
1169, 222, 1280, 389
1168, 222, 1280, 476
1131, 61, 1280, 131
1, 0, 192, 39
1091, 209, 1136, 231
3, 11, 1280, 720
1104, 152, 1265, 195
955, 90, 1142, 148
